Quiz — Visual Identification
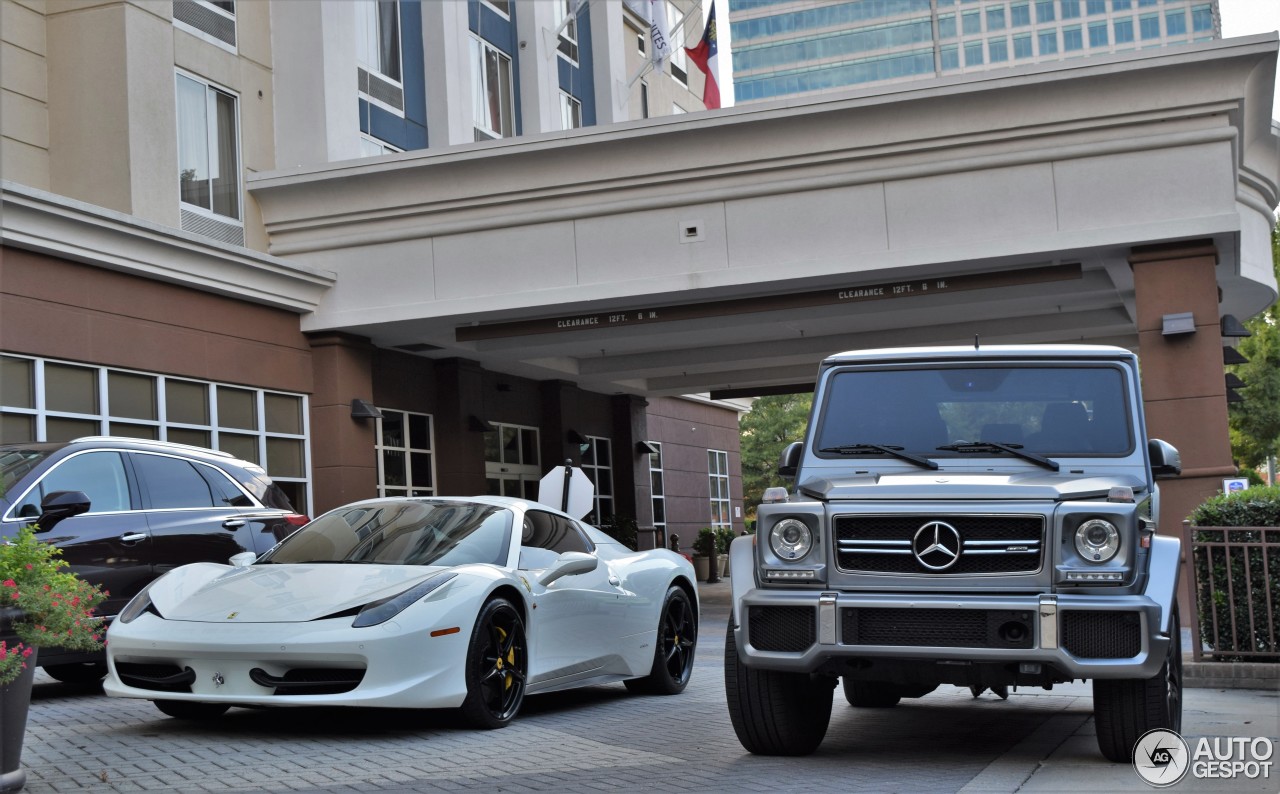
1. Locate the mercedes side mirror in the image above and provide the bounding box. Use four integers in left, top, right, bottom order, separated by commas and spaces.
1148, 439, 1182, 479
36, 490, 91, 532
778, 442, 803, 479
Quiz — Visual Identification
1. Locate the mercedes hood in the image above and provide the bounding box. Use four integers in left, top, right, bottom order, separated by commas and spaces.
799, 470, 1148, 501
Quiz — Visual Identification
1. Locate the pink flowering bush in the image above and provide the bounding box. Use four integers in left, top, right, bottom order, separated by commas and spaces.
1, 524, 106, 685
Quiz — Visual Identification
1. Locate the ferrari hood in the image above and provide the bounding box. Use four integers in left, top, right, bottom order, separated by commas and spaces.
799, 470, 1148, 501
148, 562, 451, 623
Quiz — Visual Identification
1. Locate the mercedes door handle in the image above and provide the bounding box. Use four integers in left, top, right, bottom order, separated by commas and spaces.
222, 519, 246, 529
120, 533, 147, 543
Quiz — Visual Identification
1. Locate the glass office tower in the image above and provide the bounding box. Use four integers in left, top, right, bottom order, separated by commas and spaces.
730, 0, 1220, 103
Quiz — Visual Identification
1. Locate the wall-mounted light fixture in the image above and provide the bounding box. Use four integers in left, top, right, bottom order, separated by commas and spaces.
350, 399, 384, 420
1220, 315, 1251, 338
1223, 347, 1249, 365
469, 415, 495, 433
636, 440, 661, 455
1161, 312, 1195, 336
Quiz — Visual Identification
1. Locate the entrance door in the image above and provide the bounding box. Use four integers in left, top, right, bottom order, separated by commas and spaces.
483, 423, 540, 500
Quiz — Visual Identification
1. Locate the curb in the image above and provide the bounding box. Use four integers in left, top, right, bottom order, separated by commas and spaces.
1185, 661, 1280, 690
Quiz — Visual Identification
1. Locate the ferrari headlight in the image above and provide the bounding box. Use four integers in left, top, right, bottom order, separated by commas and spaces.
1075, 519, 1120, 563
769, 519, 813, 561
352, 572, 456, 628
117, 582, 158, 624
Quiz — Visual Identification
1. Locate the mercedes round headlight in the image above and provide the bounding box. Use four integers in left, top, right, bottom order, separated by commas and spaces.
769, 518, 813, 561
1075, 518, 1120, 563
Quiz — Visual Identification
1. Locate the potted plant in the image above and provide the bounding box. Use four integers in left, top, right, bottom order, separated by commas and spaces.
692, 528, 717, 582
1, 492, 106, 794
716, 527, 736, 576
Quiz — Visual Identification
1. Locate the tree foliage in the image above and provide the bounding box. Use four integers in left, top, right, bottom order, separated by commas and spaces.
739, 393, 813, 516
1227, 225, 1280, 469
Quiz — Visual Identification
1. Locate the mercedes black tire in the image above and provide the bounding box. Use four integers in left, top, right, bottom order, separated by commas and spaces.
625, 585, 697, 695
1092, 604, 1183, 763
725, 622, 834, 756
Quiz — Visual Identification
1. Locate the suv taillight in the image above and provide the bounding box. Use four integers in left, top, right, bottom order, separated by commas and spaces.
285, 513, 310, 527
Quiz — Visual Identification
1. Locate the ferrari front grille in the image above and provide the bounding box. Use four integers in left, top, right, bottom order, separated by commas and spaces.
115, 662, 196, 693
249, 666, 365, 695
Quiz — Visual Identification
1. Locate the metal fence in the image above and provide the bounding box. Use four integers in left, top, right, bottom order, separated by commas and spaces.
1188, 524, 1279, 662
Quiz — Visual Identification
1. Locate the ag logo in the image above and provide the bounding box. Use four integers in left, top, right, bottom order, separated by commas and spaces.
1133, 728, 1190, 787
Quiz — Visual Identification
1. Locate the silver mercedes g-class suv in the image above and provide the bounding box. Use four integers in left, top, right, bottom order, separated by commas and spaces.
725, 345, 1184, 761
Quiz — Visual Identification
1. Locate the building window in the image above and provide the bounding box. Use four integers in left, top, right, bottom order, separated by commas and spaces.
1113, 0, 1132, 9
987, 7, 1006, 31
355, 0, 404, 114
1035, 0, 1054, 23
1086, 0, 1107, 14
1088, 20, 1109, 47
668, 1, 688, 85
1038, 28, 1058, 54
175, 72, 240, 222
483, 422, 540, 500
964, 40, 984, 65
941, 43, 960, 69
359, 134, 403, 157
1063, 25, 1083, 51
580, 436, 613, 525
708, 449, 730, 530
962, 10, 981, 35
1164, 8, 1187, 37
375, 409, 434, 498
1191, 4, 1213, 32
1139, 13, 1160, 40
471, 37, 514, 140
1010, 3, 1030, 27
172, 0, 236, 50
553, 0, 579, 63
0, 354, 310, 512
1060, 0, 1080, 19
1114, 17, 1135, 43
640, 81, 650, 118
560, 92, 582, 130
1013, 32, 1034, 58
989, 36, 1009, 62
649, 443, 666, 545
482, 0, 511, 17
939, 14, 957, 38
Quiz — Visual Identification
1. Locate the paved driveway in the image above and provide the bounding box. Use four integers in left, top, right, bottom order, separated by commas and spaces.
18, 582, 1277, 793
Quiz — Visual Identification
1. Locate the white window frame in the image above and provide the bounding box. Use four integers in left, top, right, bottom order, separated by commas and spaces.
708, 448, 730, 530
0, 353, 312, 515
172, 0, 237, 54
580, 435, 613, 525
481, 0, 511, 20
175, 69, 243, 225
375, 408, 436, 498
484, 421, 540, 499
649, 442, 667, 543
359, 133, 403, 157
470, 36, 515, 140
553, 0, 580, 64
667, 1, 688, 85
560, 92, 582, 130
355, 0, 405, 116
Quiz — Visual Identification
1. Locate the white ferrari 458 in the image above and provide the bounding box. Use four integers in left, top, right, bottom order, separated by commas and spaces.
103, 496, 698, 728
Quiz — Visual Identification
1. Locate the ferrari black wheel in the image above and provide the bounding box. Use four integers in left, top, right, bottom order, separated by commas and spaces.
153, 700, 230, 720
625, 585, 697, 695
459, 597, 527, 729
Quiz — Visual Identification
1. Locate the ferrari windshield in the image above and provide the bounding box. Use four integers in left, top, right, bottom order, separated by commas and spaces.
260, 500, 512, 566
815, 365, 1133, 457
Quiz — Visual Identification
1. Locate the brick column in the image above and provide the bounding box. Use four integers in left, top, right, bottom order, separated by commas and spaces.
307, 332, 379, 515
612, 394, 655, 549
1130, 241, 1237, 626
434, 358, 489, 496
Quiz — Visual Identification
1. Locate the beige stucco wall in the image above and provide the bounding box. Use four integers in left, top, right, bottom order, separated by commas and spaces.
2, 0, 51, 190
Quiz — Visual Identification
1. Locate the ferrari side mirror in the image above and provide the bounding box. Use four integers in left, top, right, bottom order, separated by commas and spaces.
537, 551, 598, 587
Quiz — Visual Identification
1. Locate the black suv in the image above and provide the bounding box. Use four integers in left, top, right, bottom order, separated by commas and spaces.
0, 437, 308, 682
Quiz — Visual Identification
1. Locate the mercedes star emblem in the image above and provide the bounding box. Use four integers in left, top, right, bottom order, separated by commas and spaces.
913, 521, 962, 571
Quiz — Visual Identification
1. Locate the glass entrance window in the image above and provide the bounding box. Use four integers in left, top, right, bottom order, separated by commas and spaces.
376, 409, 435, 497
484, 422, 540, 500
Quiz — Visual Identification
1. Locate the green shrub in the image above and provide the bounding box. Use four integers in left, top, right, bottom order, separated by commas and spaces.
1190, 485, 1279, 662
1189, 485, 1280, 527
694, 527, 717, 556
595, 515, 638, 551
715, 527, 736, 554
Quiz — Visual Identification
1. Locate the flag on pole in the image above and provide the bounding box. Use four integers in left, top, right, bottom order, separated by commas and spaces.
683, 3, 720, 109
624, 0, 674, 67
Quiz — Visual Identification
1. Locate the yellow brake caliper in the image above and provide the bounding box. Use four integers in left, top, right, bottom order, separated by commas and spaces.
495, 626, 514, 690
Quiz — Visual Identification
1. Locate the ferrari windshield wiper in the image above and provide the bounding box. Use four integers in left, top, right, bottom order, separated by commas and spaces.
818, 443, 939, 470
935, 441, 1059, 471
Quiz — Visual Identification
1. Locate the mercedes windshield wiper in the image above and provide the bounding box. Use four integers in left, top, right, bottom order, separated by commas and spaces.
935, 441, 1059, 471
818, 443, 939, 470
